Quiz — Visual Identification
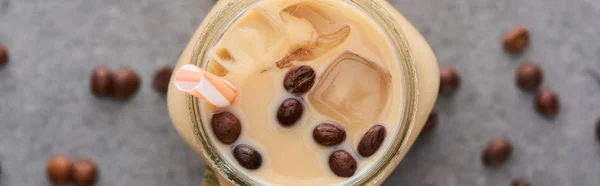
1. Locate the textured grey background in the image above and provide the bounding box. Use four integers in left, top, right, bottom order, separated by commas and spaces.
0, 0, 599, 185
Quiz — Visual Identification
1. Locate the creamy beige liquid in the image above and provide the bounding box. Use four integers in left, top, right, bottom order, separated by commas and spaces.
201, 0, 404, 185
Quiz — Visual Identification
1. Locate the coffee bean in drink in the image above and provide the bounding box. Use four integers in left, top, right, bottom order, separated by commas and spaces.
512, 177, 531, 186
276, 98, 304, 127
421, 111, 437, 134
72, 158, 98, 186
535, 89, 559, 116
313, 123, 346, 146
0, 42, 8, 66
46, 155, 72, 184
482, 138, 512, 167
328, 150, 357, 177
502, 26, 529, 53
439, 66, 460, 94
112, 67, 140, 100
233, 144, 262, 170
283, 65, 316, 95
211, 111, 242, 144
90, 65, 114, 97
152, 66, 173, 93
358, 125, 386, 157
516, 62, 543, 90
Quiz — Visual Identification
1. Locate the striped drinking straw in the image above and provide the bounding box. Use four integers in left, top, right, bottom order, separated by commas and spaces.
173, 64, 236, 108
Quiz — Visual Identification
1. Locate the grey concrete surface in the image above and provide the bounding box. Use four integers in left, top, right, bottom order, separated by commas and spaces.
0, 0, 599, 185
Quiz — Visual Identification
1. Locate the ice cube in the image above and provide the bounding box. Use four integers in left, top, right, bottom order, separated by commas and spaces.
281, 3, 344, 35
272, 3, 350, 70
308, 52, 391, 125
312, 25, 350, 57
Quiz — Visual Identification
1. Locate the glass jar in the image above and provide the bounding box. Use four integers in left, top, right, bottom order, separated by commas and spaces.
167, 0, 439, 185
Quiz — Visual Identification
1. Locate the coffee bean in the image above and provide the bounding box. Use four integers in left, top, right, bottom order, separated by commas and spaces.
46, 155, 72, 184
328, 150, 357, 177
283, 65, 316, 95
72, 158, 98, 186
502, 26, 529, 53
233, 144, 262, 170
313, 123, 346, 146
211, 111, 242, 144
482, 138, 512, 167
512, 177, 531, 186
421, 111, 437, 134
516, 62, 543, 90
439, 66, 460, 94
112, 67, 140, 100
358, 125, 386, 157
276, 98, 304, 127
595, 117, 600, 142
152, 66, 173, 93
0, 42, 8, 66
90, 65, 113, 97
535, 89, 559, 116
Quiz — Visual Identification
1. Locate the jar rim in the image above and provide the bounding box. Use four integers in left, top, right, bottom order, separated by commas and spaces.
185, 0, 419, 185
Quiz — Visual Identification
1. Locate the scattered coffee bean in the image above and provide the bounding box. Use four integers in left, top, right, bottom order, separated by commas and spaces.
313, 123, 346, 146
276, 98, 304, 127
90, 65, 113, 97
358, 125, 386, 157
152, 66, 173, 93
72, 158, 98, 186
112, 67, 140, 100
596, 117, 600, 142
233, 144, 262, 170
482, 138, 512, 167
439, 66, 460, 94
283, 65, 316, 95
512, 177, 531, 186
329, 150, 357, 177
502, 26, 529, 53
516, 62, 543, 90
46, 155, 72, 184
421, 111, 437, 134
211, 111, 242, 144
535, 89, 559, 116
0, 42, 8, 66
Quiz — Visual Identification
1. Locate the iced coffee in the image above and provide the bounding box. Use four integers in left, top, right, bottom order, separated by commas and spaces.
201, 0, 404, 185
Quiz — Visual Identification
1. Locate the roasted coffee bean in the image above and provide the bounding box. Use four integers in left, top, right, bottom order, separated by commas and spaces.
0, 42, 8, 66
439, 66, 460, 94
516, 62, 543, 90
421, 111, 437, 134
276, 98, 304, 127
283, 65, 316, 95
595, 117, 600, 142
90, 65, 113, 97
112, 67, 140, 100
152, 66, 173, 93
512, 177, 531, 186
535, 89, 559, 116
358, 125, 386, 157
329, 150, 357, 177
313, 123, 346, 146
233, 144, 262, 170
482, 138, 512, 167
211, 111, 242, 144
46, 155, 72, 184
503, 26, 529, 53
72, 158, 98, 186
